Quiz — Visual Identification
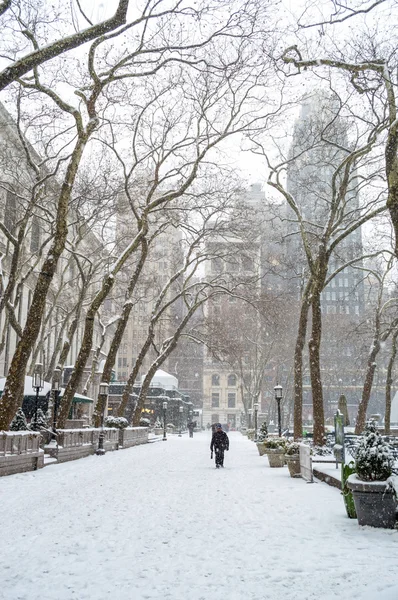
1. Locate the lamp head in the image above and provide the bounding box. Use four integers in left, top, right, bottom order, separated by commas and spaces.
52, 367, 61, 392
274, 384, 283, 399
33, 363, 43, 389
99, 382, 109, 396
163, 401, 168, 410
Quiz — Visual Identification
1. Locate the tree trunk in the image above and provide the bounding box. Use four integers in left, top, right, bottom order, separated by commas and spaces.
309, 292, 325, 446
0, 132, 91, 430
293, 281, 312, 440
355, 340, 380, 435
385, 328, 398, 435
98, 238, 148, 401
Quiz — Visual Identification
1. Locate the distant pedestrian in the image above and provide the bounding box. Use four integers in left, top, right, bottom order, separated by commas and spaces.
206, 422, 211, 431
210, 423, 229, 468
187, 421, 196, 438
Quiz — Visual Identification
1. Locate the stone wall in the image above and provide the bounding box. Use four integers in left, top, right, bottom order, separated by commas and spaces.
1, 427, 149, 476
0, 431, 43, 476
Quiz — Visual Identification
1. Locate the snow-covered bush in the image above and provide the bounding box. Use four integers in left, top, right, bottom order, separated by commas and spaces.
312, 445, 333, 457
285, 441, 300, 456
153, 418, 162, 428
139, 417, 151, 427
104, 416, 128, 429
29, 408, 48, 431
257, 422, 268, 441
9, 407, 28, 431
354, 421, 395, 482
263, 437, 287, 451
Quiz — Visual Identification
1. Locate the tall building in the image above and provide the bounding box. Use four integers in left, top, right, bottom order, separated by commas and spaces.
285, 92, 366, 421
114, 195, 184, 383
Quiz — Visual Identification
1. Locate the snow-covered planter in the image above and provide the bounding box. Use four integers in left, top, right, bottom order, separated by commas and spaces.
347, 422, 397, 528
263, 438, 287, 468
246, 429, 255, 440
285, 442, 301, 477
104, 416, 128, 429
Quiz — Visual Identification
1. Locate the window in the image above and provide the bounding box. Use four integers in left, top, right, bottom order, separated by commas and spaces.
4, 191, 17, 232
326, 291, 330, 300
212, 374, 220, 386
331, 291, 336, 301
211, 414, 219, 424
227, 393, 236, 408
211, 393, 219, 408
346, 306, 350, 314
227, 374, 236, 386
30, 216, 40, 253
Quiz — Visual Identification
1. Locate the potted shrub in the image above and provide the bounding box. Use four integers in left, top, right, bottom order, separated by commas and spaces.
263, 437, 287, 468
285, 441, 301, 477
346, 422, 397, 528
246, 428, 255, 441
256, 422, 268, 456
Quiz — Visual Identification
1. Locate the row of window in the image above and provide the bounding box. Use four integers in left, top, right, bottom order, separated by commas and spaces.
322, 290, 359, 301
211, 374, 236, 387
321, 304, 360, 315
211, 392, 236, 408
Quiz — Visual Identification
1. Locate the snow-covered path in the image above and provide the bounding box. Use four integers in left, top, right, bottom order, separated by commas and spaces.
0, 432, 397, 600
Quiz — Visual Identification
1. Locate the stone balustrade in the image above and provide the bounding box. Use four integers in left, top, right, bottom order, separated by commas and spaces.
0, 426, 149, 476
0, 431, 43, 476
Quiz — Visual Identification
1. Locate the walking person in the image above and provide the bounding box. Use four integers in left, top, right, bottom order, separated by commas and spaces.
187, 421, 196, 438
210, 423, 229, 468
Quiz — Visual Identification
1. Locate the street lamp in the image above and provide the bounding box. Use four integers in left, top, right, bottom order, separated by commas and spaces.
274, 384, 283, 437
32, 363, 44, 428
51, 367, 62, 440
96, 382, 109, 456
178, 405, 183, 437
248, 408, 253, 430
253, 402, 259, 442
162, 401, 168, 441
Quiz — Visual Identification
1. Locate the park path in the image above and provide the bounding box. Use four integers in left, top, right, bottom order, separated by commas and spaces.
0, 431, 397, 600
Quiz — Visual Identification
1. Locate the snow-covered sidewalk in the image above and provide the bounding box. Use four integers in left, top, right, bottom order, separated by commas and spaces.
0, 432, 397, 600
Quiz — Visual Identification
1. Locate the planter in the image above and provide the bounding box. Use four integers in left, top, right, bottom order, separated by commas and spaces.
285, 454, 301, 477
265, 449, 285, 468
347, 474, 397, 529
256, 442, 267, 456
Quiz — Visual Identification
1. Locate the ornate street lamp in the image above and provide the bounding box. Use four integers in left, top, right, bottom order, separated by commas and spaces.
274, 384, 283, 437
162, 401, 168, 441
253, 402, 259, 443
178, 405, 183, 437
51, 367, 62, 440
96, 382, 109, 456
32, 363, 44, 427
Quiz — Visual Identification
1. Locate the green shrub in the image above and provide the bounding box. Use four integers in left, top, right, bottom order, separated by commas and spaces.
355, 421, 394, 482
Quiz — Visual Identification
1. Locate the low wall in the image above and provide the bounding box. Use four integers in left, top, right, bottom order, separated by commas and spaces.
49, 428, 121, 462
1, 427, 149, 476
0, 431, 43, 476
119, 427, 149, 448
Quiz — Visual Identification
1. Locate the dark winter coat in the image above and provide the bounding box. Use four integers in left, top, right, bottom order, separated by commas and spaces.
210, 430, 229, 452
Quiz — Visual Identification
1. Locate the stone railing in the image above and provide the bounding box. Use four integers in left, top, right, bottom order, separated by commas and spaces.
119, 427, 149, 448
1, 426, 149, 476
0, 431, 44, 476
46, 426, 148, 464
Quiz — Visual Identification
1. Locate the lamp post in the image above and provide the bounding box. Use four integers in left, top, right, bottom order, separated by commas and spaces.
162, 401, 168, 441
253, 402, 259, 442
96, 382, 109, 456
248, 408, 253, 430
32, 363, 44, 428
178, 405, 183, 437
274, 384, 283, 437
51, 367, 62, 440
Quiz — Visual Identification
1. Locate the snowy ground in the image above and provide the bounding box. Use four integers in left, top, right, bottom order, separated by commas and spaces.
1, 432, 397, 600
